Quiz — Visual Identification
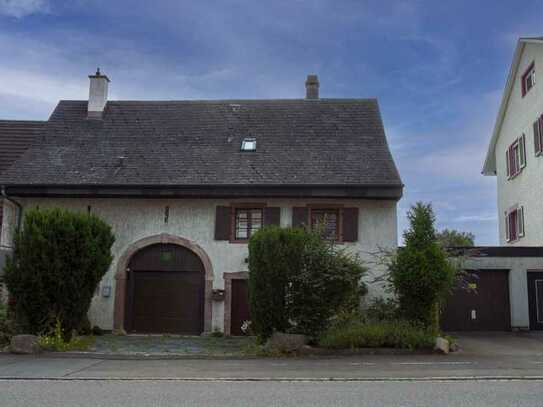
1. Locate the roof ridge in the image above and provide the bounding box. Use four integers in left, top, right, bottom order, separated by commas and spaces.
57, 98, 378, 104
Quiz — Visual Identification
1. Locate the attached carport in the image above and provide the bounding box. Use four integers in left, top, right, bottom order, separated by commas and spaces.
443, 247, 543, 332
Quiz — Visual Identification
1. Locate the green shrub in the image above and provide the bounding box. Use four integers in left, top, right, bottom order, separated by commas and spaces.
366, 297, 399, 322
388, 203, 457, 333
4, 208, 114, 340
289, 239, 366, 338
0, 302, 14, 346
37, 320, 95, 352
319, 320, 435, 350
248, 226, 366, 341
210, 329, 224, 338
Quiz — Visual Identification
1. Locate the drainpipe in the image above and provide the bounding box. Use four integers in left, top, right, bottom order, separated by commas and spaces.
1, 186, 23, 231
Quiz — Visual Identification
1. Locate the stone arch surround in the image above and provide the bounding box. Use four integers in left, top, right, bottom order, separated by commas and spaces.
113, 233, 214, 333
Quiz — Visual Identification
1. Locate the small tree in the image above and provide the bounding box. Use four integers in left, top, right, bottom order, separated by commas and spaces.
4, 208, 114, 340
436, 229, 475, 248
389, 203, 456, 334
248, 226, 366, 341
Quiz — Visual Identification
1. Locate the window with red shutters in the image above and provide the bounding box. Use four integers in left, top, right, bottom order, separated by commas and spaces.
505, 206, 525, 243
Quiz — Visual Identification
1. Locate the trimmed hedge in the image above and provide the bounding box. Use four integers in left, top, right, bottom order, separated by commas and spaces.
248, 226, 366, 341
4, 208, 114, 340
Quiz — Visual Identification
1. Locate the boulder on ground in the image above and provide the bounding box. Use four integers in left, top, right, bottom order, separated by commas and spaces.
10, 335, 41, 354
266, 332, 308, 353
434, 336, 450, 354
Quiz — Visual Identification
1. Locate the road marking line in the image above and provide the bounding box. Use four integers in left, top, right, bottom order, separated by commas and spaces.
393, 362, 473, 366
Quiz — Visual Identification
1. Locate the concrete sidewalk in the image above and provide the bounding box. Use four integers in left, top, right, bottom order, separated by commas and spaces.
1, 332, 543, 381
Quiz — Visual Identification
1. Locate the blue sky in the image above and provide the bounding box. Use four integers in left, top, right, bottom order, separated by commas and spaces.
0, 0, 541, 244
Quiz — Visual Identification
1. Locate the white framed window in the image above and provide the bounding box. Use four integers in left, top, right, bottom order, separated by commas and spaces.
506, 134, 526, 179
522, 62, 536, 97
234, 208, 262, 240
505, 206, 525, 243
241, 138, 256, 151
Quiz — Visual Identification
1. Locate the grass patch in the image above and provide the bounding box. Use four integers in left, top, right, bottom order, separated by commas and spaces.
37, 320, 96, 352
38, 334, 95, 352
319, 320, 435, 350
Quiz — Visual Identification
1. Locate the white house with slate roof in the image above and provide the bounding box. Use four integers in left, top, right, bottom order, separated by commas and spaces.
0, 71, 402, 335
483, 37, 543, 246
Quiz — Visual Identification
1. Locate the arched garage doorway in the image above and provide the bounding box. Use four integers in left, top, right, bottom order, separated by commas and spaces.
114, 234, 214, 335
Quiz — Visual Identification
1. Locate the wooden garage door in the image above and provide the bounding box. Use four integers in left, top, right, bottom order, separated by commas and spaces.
441, 270, 511, 331
125, 244, 205, 334
230, 279, 250, 336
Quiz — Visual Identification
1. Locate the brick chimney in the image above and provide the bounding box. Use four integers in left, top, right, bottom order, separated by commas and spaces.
305, 74, 319, 100
88, 68, 110, 119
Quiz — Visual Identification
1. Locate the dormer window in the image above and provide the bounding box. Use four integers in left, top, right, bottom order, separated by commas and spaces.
241, 138, 256, 151
522, 62, 536, 97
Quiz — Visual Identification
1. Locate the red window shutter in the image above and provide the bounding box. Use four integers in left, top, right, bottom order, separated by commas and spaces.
510, 210, 518, 241
342, 208, 359, 242
292, 207, 309, 228
214, 206, 232, 240
263, 207, 281, 226
510, 144, 517, 175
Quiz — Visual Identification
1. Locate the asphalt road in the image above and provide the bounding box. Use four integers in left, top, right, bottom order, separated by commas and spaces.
1, 379, 542, 407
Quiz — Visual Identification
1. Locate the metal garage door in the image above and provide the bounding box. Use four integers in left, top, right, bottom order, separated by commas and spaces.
528, 271, 543, 330
125, 244, 205, 334
441, 270, 511, 331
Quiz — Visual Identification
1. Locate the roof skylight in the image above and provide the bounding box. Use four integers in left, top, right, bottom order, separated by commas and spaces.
241, 137, 256, 151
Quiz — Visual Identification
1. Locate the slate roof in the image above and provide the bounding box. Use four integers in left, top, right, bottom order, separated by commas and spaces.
0, 99, 402, 193
0, 120, 44, 175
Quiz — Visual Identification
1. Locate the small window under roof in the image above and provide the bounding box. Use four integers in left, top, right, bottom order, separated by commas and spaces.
241, 137, 256, 151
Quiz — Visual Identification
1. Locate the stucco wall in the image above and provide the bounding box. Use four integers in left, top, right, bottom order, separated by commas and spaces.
2, 197, 398, 331
496, 42, 543, 245
463, 256, 543, 329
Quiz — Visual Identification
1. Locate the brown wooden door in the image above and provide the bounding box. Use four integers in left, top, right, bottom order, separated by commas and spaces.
441, 270, 511, 331
125, 244, 205, 334
230, 279, 250, 336
528, 272, 543, 330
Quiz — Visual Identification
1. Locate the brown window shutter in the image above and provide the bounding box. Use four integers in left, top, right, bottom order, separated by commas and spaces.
264, 207, 281, 226
342, 207, 359, 242
214, 206, 231, 240
292, 207, 309, 228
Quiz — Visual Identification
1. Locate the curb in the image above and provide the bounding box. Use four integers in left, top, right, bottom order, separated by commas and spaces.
27, 347, 437, 360
0, 375, 543, 382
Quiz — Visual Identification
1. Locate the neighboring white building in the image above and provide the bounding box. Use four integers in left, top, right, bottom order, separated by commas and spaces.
0, 72, 402, 335
480, 37, 543, 332
483, 37, 543, 246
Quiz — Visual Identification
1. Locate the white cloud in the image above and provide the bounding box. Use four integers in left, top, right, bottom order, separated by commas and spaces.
0, 0, 49, 18
453, 214, 497, 223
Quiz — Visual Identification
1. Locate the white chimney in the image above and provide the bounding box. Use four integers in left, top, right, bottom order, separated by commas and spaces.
88, 68, 110, 119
